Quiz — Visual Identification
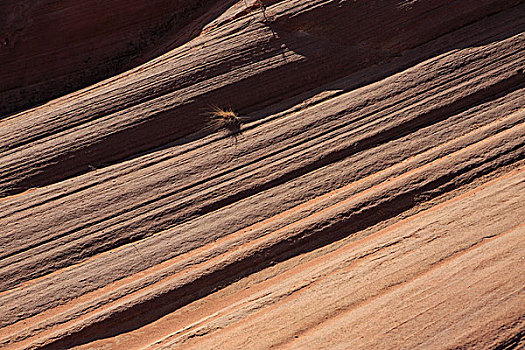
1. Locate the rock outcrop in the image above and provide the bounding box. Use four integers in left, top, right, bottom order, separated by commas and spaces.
0, 0, 524, 349
0, 0, 238, 116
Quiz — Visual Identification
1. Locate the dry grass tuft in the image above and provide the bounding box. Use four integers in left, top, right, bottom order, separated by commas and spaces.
207, 105, 242, 135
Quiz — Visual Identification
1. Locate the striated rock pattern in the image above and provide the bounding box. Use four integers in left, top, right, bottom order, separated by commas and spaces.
0, 0, 524, 349
0, 0, 237, 117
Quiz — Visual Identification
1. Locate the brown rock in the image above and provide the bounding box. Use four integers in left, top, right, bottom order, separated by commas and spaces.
0, 1, 523, 349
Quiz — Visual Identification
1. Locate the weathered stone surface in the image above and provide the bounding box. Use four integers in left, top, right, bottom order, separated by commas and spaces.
0, 0, 237, 116
0, 1, 523, 349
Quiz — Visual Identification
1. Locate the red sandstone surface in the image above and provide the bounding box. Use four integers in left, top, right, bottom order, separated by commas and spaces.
0, 0, 524, 349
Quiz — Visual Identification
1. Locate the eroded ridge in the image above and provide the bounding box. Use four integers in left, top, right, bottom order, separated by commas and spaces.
0, 1, 523, 349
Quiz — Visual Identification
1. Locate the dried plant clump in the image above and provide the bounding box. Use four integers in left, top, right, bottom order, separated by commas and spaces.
0, 186, 10, 198
207, 106, 242, 134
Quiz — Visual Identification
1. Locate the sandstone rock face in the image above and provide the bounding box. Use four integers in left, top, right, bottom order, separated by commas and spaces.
0, 0, 234, 116
0, 1, 524, 349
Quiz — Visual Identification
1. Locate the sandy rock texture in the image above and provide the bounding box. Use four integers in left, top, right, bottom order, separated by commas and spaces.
0, 0, 237, 116
0, 0, 524, 349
